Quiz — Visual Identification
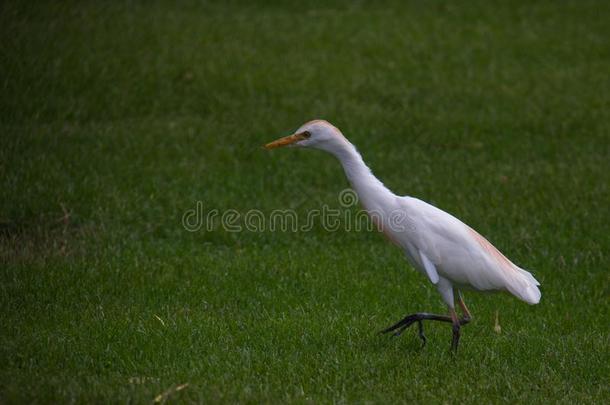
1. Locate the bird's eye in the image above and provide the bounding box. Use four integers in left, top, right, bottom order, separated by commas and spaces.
302, 131, 311, 139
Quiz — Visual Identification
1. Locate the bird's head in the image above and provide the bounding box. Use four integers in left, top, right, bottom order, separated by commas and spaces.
264, 120, 347, 153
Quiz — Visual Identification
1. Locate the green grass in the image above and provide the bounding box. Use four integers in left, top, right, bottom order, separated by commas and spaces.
1, 0, 609, 403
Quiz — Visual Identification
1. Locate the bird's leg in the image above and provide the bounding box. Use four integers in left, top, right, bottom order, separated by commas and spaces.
457, 291, 472, 323
450, 307, 461, 353
450, 292, 473, 352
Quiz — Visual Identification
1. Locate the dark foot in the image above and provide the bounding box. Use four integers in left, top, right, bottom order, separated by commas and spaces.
387, 319, 426, 348
380, 312, 454, 346
381, 312, 471, 350
417, 320, 427, 347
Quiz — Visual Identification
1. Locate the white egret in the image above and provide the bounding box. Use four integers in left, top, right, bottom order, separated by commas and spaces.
264, 120, 541, 351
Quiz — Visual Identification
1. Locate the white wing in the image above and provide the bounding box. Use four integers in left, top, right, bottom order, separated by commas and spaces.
419, 250, 439, 285
394, 196, 541, 304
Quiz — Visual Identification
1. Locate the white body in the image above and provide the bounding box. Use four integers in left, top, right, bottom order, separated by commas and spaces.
283, 120, 541, 308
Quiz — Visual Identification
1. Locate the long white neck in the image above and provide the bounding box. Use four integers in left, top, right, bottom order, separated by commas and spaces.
330, 140, 397, 212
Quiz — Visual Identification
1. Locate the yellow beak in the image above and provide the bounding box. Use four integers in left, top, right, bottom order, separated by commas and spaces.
264, 132, 307, 149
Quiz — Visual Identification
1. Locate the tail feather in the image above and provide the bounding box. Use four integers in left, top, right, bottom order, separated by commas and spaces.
506, 267, 541, 305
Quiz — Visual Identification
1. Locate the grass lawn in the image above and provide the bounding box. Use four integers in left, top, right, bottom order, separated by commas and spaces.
1, 0, 609, 403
